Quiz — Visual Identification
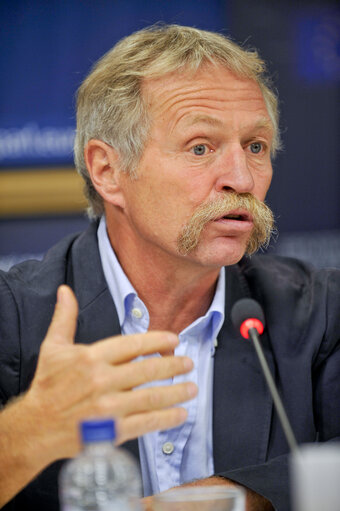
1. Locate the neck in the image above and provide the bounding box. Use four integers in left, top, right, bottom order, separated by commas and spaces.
106, 219, 220, 334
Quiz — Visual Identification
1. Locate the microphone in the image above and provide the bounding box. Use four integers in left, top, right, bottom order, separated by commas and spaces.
231, 298, 298, 454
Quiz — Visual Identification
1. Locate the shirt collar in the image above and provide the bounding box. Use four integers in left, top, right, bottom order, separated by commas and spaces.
97, 216, 137, 326
97, 216, 225, 332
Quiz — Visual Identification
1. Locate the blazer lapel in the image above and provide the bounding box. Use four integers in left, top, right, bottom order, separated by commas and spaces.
213, 260, 275, 472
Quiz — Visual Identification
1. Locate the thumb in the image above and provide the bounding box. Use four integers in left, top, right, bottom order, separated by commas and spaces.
44, 285, 79, 345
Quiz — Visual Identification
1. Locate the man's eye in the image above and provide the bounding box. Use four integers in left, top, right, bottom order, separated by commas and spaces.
191, 144, 207, 156
250, 142, 263, 154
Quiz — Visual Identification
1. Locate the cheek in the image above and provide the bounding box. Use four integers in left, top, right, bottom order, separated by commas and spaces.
263, 173, 273, 198
253, 168, 272, 201
135, 157, 214, 224
183, 172, 215, 204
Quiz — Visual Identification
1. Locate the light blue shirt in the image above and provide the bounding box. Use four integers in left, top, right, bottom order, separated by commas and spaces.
97, 217, 225, 496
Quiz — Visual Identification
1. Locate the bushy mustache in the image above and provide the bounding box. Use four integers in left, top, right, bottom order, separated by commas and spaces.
177, 192, 275, 256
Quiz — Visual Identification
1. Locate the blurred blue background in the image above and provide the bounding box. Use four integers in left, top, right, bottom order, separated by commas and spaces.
1, 0, 339, 269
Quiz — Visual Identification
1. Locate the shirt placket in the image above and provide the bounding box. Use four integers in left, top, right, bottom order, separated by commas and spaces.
155, 331, 200, 491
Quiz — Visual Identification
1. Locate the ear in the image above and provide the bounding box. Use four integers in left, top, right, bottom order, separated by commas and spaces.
84, 139, 126, 209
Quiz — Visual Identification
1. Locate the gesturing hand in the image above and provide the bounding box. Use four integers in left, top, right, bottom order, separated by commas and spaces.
25, 285, 197, 462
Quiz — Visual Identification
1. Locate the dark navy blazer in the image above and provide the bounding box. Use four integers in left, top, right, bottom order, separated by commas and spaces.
1, 222, 339, 511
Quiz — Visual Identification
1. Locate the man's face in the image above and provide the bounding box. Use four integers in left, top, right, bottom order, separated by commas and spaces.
115, 64, 274, 269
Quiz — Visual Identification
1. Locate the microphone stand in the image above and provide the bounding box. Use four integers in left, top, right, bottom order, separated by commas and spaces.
249, 327, 299, 454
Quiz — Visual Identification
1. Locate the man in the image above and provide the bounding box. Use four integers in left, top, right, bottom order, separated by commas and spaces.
0, 25, 339, 511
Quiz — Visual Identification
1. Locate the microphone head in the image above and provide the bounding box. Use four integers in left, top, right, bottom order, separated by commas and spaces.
231, 298, 265, 339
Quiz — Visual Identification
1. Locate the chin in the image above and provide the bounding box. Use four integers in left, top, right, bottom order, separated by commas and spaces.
191, 238, 248, 268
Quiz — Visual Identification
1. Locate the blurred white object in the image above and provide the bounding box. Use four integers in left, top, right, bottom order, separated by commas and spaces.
153, 486, 245, 511
290, 443, 340, 511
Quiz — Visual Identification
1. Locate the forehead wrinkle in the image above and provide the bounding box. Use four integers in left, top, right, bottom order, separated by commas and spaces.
149, 85, 230, 119
154, 90, 269, 129
144, 74, 271, 137
143, 63, 264, 113
156, 86, 264, 112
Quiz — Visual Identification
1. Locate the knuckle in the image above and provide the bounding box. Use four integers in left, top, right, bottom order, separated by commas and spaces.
170, 385, 184, 404
96, 394, 122, 416
143, 357, 160, 380
90, 368, 106, 394
106, 394, 124, 416
143, 413, 160, 432
167, 358, 183, 377
147, 389, 162, 409
78, 346, 96, 367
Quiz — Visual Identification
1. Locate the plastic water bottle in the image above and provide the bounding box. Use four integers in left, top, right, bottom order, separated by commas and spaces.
59, 418, 142, 510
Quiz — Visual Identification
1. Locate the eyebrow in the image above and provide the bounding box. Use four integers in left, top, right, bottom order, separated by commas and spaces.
181, 114, 273, 134
250, 117, 274, 134
181, 114, 224, 128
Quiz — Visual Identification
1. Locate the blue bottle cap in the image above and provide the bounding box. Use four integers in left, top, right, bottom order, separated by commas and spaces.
80, 418, 116, 443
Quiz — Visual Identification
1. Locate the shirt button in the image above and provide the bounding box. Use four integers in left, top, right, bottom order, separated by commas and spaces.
132, 307, 143, 319
162, 442, 174, 455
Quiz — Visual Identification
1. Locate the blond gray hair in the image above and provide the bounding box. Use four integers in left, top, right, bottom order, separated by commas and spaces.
74, 24, 281, 218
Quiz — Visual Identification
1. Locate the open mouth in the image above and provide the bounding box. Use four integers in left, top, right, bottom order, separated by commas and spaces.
222, 214, 245, 220
217, 211, 252, 222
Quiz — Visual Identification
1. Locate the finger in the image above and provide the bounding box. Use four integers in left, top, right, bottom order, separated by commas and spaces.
89, 331, 179, 364
44, 285, 78, 345
116, 407, 188, 445
98, 382, 198, 417
109, 355, 194, 390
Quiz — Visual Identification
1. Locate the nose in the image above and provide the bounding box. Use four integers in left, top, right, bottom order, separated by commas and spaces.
215, 144, 255, 194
